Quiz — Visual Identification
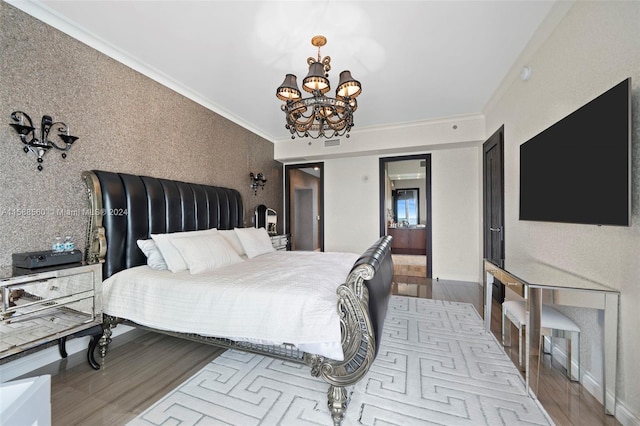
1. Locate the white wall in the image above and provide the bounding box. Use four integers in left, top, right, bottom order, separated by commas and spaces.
321, 145, 480, 283
324, 156, 381, 254
484, 1, 640, 421
430, 146, 481, 282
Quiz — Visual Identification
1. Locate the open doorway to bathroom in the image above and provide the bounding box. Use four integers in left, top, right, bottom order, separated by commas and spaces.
379, 154, 432, 294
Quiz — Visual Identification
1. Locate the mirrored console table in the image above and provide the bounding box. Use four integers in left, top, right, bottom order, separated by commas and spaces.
483, 258, 619, 415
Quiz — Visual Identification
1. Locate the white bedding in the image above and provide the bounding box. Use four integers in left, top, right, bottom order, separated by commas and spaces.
102, 250, 359, 360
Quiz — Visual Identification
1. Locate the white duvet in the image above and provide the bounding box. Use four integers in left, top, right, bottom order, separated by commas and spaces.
102, 250, 359, 360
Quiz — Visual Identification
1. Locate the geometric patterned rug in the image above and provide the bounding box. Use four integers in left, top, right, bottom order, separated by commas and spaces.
128, 296, 554, 425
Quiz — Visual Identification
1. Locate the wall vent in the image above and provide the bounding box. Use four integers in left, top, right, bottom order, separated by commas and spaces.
324, 139, 341, 148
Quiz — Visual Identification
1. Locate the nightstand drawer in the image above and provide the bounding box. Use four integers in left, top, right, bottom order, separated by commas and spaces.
0, 296, 97, 355
1, 270, 95, 317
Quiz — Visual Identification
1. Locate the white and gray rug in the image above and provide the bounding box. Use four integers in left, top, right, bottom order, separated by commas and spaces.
129, 296, 553, 425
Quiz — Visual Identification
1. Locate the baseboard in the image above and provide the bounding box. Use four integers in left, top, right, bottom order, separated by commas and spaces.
613, 402, 640, 426
0, 325, 134, 383
547, 339, 640, 425
547, 338, 600, 401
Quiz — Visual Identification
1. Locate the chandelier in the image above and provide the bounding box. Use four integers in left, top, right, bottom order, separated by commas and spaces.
276, 35, 362, 140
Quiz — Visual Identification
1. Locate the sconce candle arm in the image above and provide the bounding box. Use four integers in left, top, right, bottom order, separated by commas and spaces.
48, 122, 77, 151
9, 111, 37, 144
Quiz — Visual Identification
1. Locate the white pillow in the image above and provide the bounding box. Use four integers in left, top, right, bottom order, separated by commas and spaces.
170, 233, 244, 274
151, 228, 218, 273
234, 227, 275, 259
136, 239, 168, 270
218, 229, 245, 256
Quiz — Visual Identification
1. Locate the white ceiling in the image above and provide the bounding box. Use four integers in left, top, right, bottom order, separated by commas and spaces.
14, 1, 557, 142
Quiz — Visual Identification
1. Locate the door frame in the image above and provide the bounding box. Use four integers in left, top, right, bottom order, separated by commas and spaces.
379, 154, 432, 278
483, 126, 505, 302
483, 126, 505, 260
285, 162, 324, 251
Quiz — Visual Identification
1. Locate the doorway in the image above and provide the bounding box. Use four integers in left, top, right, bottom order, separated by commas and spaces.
285, 163, 324, 251
379, 154, 432, 278
483, 126, 505, 302
294, 188, 314, 250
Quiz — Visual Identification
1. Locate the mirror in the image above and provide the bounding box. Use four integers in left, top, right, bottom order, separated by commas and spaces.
255, 204, 277, 235
266, 208, 277, 235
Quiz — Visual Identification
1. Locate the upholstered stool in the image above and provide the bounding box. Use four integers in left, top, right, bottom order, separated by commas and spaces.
502, 299, 580, 381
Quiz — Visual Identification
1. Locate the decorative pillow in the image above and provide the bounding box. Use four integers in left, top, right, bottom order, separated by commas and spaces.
170, 233, 244, 274
234, 227, 275, 259
136, 239, 168, 270
151, 228, 218, 273
218, 229, 245, 256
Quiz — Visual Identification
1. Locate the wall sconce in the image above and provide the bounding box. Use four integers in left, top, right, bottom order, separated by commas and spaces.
249, 172, 267, 195
9, 111, 79, 171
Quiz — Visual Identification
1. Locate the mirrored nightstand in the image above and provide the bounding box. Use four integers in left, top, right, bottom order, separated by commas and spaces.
1, 263, 103, 370
270, 234, 289, 251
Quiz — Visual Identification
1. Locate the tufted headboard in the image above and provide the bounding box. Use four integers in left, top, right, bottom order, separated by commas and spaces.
82, 170, 243, 279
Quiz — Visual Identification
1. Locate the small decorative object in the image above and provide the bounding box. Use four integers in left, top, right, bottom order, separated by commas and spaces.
249, 172, 267, 195
52, 236, 64, 252
276, 35, 362, 140
63, 236, 74, 251
9, 111, 79, 171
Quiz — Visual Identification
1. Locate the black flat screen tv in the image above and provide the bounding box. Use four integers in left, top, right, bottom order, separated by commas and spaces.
519, 78, 631, 226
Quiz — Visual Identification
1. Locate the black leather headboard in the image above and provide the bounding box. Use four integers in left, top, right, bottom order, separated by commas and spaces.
87, 170, 243, 279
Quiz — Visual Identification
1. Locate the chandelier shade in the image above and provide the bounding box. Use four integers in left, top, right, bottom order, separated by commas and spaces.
336, 70, 362, 98
276, 74, 301, 101
276, 35, 362, 140
303, 61, 330, 94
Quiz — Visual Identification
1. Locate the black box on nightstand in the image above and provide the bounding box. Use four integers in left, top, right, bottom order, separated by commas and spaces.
12, 249, 83, 269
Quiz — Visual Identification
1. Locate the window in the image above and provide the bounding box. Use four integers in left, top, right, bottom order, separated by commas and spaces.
394, 189, 419, 226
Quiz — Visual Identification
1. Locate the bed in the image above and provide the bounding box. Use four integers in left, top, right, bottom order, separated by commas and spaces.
82, 170, 394, 426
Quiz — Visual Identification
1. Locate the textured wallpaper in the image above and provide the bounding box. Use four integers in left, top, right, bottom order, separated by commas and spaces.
0, 2, 282, 276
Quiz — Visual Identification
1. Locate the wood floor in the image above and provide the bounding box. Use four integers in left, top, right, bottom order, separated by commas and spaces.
21, 330, 225, 425
17, 254, 619, 425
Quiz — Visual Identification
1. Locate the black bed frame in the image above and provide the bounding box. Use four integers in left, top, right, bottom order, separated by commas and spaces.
82, 170, 393, 425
